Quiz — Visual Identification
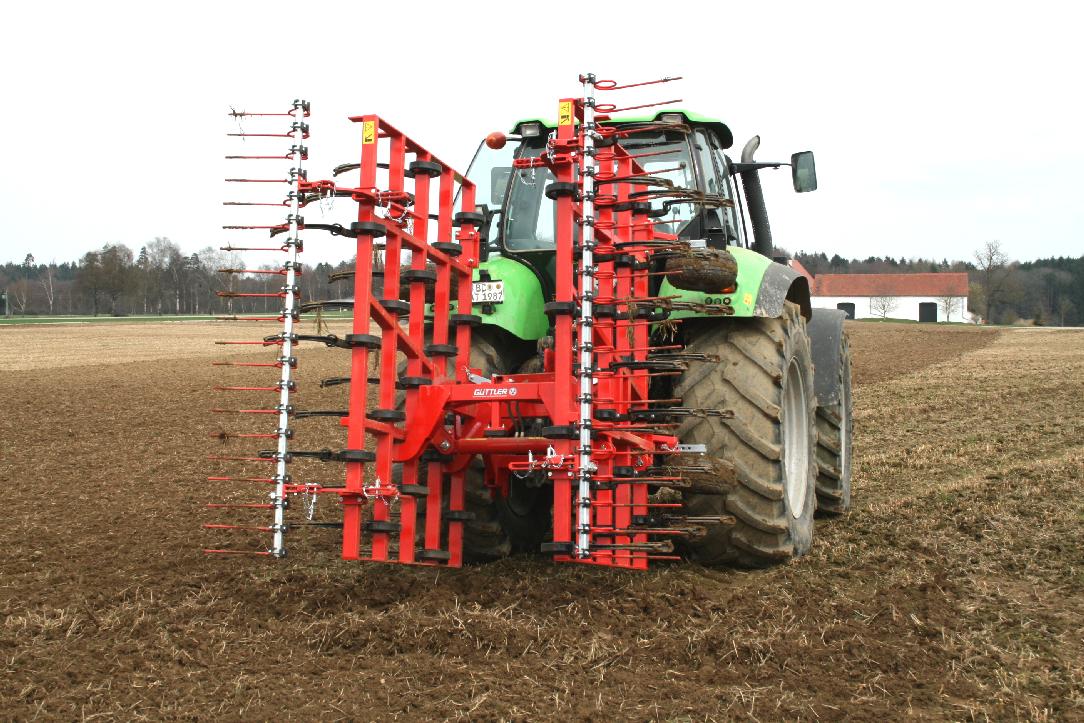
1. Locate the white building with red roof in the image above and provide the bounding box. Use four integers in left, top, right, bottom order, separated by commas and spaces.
802, 269, 973, 323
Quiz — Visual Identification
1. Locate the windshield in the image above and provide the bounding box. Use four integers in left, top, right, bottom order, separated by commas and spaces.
463, 130, 697, 252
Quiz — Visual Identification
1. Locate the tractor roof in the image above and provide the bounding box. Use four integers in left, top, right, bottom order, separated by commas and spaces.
510, 110, 734, 149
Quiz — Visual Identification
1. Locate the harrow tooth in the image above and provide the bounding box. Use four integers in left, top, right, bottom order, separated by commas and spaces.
202, 523, 276, 532
202, 549, 273, 556
629, 406, 734, 422
298, 300, 353, 313
206, 503, 275, 510
590, 541, 675, 554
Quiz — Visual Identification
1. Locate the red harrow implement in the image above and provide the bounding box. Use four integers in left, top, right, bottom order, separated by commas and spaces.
206, 76, 737, 569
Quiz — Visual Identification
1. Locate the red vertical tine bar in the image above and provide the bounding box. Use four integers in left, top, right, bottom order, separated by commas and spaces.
424, 166, 457, 554
551, 98, 578, 552
630, 171, 654, 570
397, 152, 434, 564
342, 114, 381, 560
439, 167, 460, 378
605, 151, 632, 568
369, 123, 406, 563
447, 176, 478, 567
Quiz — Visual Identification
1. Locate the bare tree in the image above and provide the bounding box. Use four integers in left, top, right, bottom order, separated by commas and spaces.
1058, 297, 1076, 327
937, 295, 960, 322
8, 278, 31, 314
974, 240, 1012, 322
870, 296, 898, 319
39, 263, 57, 315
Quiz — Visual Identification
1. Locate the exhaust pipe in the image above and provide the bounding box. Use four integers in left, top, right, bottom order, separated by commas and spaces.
739, 136, 773, 258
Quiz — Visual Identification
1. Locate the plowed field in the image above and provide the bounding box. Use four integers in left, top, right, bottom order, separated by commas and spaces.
1, 321, 1081, 720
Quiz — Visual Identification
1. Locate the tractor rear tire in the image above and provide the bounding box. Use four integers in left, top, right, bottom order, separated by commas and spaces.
814, 333, 853, 516
458, 331, 514, 561
675, 302, 818, 567
458, 330, 552, 560
495, 354, 552, 554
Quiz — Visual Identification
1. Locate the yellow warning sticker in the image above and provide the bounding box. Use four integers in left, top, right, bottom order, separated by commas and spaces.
558, 101, 573, 126
362, 120, 376, 145
743, 293, 754, 307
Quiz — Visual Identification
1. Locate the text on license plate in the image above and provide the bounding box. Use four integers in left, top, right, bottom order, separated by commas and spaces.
472, 281, 505, 303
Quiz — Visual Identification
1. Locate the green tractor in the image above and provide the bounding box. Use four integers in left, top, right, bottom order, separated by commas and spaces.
455, 111, 853, 567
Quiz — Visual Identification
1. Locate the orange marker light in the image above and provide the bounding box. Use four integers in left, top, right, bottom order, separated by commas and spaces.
485, 132, 507, 150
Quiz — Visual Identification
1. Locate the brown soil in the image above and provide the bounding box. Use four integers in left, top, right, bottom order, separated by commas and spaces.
1, 321, 1081, 720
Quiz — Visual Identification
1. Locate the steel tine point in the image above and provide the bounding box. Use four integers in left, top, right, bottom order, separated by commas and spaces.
203, 549, 273, 556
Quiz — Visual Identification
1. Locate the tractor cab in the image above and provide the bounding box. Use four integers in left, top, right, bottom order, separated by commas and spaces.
466, 112, 749, 263
457, 110, 817, 342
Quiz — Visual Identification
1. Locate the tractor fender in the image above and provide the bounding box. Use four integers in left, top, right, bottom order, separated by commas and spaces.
807, 308, 847, 407
753, 261, 812, 320
471, 256, 549, 341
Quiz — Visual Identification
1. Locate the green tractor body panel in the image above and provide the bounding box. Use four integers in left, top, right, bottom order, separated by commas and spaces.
442, 248, 803, 340
659, 246, 772, 319
471, 256, 549, 340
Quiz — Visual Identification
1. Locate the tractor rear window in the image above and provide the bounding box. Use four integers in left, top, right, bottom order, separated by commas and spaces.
503, 133, 696, 251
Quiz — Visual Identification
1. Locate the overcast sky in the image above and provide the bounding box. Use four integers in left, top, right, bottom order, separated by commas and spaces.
1, 0, 1080, 268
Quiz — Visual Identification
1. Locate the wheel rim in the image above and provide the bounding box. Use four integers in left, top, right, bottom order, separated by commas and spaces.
782, 357, 811, 518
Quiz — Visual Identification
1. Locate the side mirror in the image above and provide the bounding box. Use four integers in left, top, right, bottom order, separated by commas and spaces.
791, 151, 817, 193
490, 167, 512, 206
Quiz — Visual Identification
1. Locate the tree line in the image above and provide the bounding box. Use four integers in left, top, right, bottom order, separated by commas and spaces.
790, 241, 1082, 326
0, 238, 359, 317
2, 239, 1080, 326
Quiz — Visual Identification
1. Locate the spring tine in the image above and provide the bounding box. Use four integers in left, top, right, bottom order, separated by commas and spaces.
226, 132, 295, 138
211, 361, 285, 368
203, 523, 275, 532
217, 268, 293, 276
211, 432, 280, 440
202, 549, 272, 556
589, 540, 675, 553
210, 408, 279, 414
591, 502, 683, 508
207, 476, 276, 482
216, 292, 286, 298
215, 316, 291, 322
223, 201, 288, 207
591, 75, 682, 91
207, 503, 274, 510
227, 111, 298, 118
222, 224, 290, 230
212, 386, 285, 392
214, 340, 283, 346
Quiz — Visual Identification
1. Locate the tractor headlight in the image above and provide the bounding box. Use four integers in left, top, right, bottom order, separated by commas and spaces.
519, 122, 542, 137
659, 113, 684, 124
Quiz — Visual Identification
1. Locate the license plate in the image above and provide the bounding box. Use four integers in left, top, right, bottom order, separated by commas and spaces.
472, 281, 505, 303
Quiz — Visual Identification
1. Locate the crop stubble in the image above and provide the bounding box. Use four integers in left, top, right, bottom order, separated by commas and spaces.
0, 321, 1080, 720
